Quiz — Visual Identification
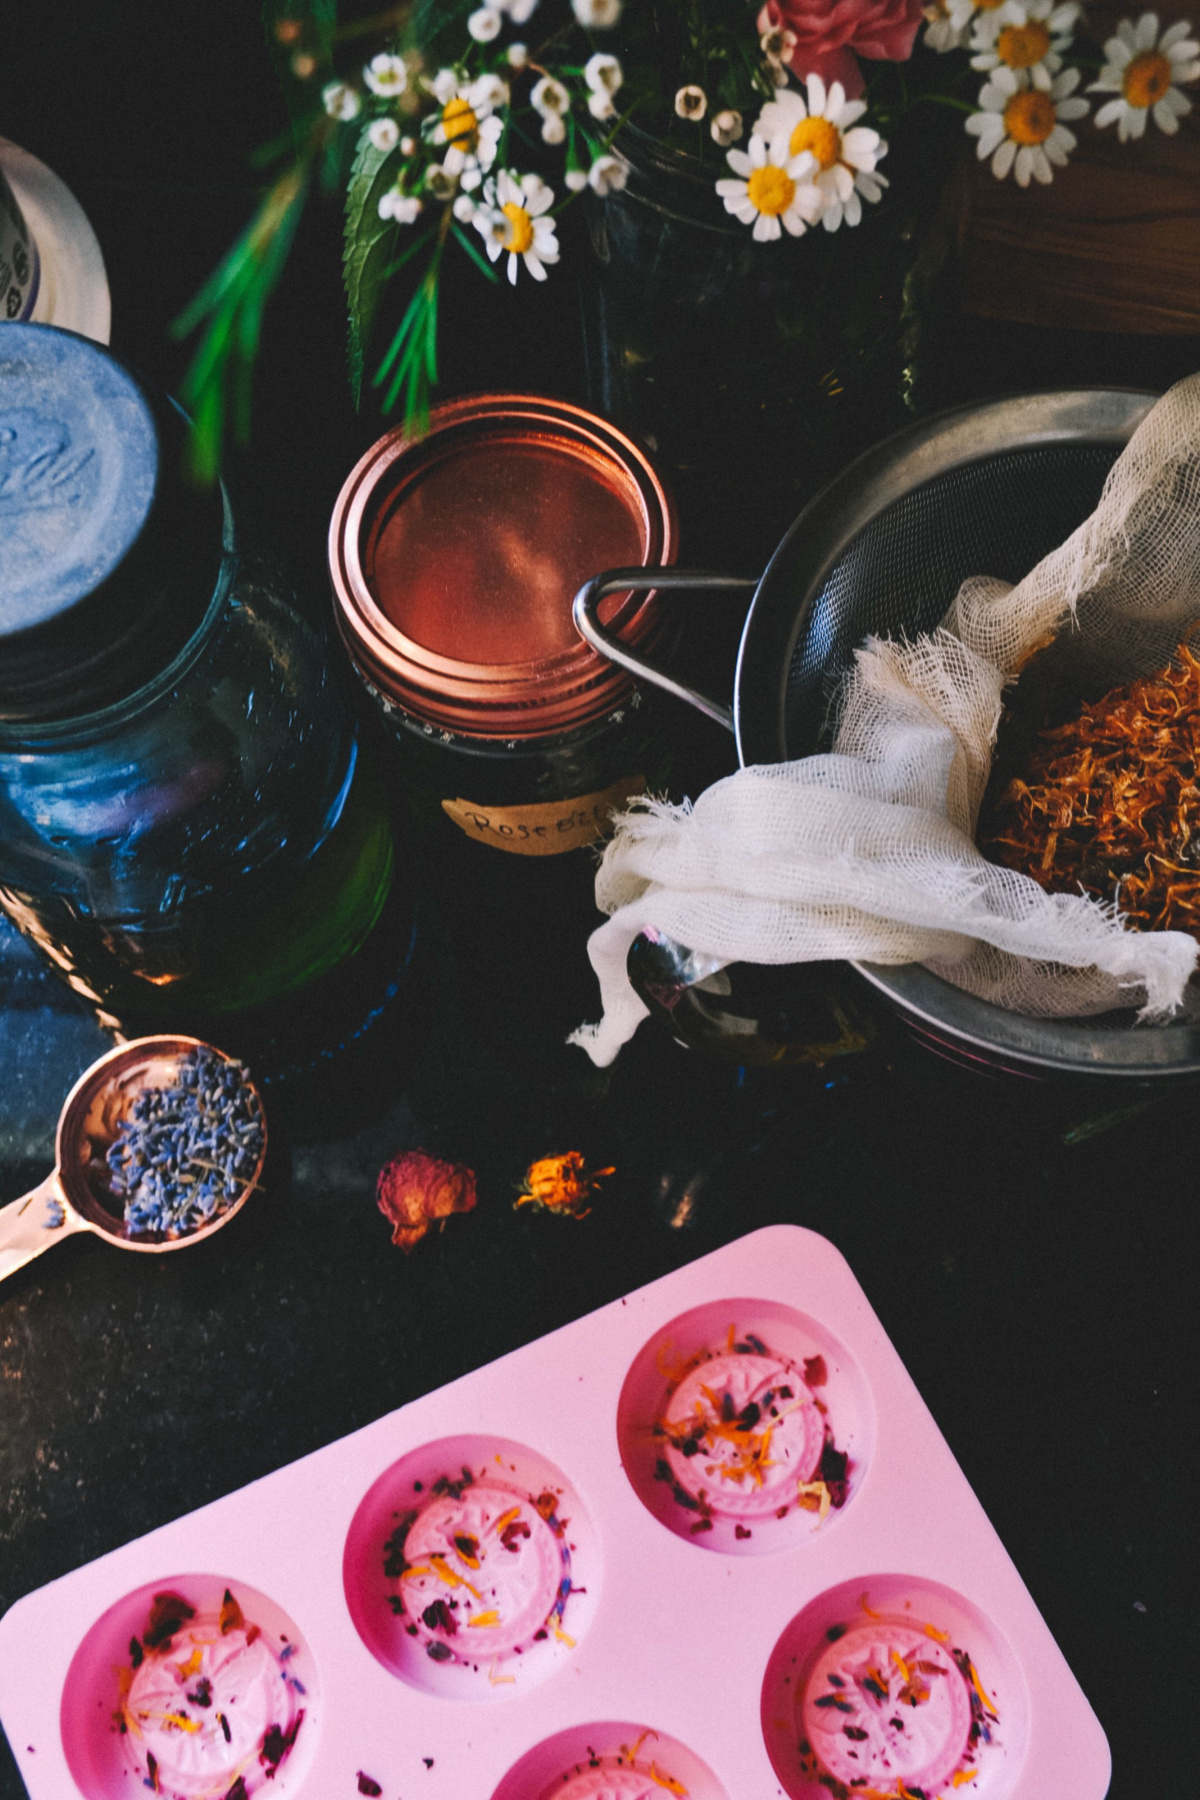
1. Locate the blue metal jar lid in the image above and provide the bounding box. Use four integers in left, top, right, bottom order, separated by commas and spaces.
0, 325, 223, 723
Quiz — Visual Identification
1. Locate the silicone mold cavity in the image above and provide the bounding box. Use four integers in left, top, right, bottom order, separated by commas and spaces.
343, 1434, 600, 1701
489, 1721, 731, 1800
60, 1574, 319, 1800
616, 1296, 873, 1554
761, 1573, 1030, 1800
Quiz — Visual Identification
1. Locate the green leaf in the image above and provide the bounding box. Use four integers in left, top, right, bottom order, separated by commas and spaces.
343, 123, 405, 406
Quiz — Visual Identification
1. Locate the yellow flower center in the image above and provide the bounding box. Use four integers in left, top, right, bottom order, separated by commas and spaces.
441, 95, 478, 145
788, 116, 843, 169
976, 0, 1005, 12
996, 19, 1052, 66
1123, 49, 1172, 106
501, 201, 535, 255
1003, 86, 1057, 143
746, 164, 797, 216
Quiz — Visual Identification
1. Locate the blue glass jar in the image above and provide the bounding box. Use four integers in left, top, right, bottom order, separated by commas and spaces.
0, 325, 414, 1087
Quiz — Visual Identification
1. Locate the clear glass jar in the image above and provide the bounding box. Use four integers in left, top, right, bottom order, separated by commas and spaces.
0, 515, 413, 1085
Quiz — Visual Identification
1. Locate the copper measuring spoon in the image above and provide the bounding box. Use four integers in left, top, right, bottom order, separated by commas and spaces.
0, 1035, 267, 1284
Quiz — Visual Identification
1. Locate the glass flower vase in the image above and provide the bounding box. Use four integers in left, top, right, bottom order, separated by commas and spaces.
582, 117, 962, 568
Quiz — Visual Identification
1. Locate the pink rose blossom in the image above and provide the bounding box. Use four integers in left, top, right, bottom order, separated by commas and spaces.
758, 0, 925, 97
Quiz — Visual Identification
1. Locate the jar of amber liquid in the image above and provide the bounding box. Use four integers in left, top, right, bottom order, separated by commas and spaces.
329, 396, 678, 1035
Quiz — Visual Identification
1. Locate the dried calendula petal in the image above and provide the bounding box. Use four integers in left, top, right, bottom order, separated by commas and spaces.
513, 1151, 613, 1220
980, 643, 1200, 939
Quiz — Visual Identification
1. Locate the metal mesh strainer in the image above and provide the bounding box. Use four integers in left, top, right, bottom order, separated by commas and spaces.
575, 390, 1200, 1076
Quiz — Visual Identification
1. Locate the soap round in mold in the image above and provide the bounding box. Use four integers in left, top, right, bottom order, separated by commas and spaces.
396, 1479, 570, 1661
61, 1575, 318, 1800
488, 1721, 731, 1800
660, 1349, 825, 1521
345, 1434, 600, 1701
801, 1618, 974, 1794
552, 1757, 686, 1798
761, 1574, 1028, 1800
618, 1300, 871, 1554
122, 1602, 299, 1799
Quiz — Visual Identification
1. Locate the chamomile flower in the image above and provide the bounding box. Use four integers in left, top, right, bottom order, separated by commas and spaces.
468, 6, 503, 40
965, 64, 1089, 181
378, 187, 423, 224
588, 153, 629, 194
711, 108, 744, 146
368, 117, 401, 153
565, 168, 590, 191
755, 76, 889, 229
363, 53, 408, 97
500, 0, 539, 18
531, 76, 570, 116
943, 0, 1008, 39
323, 81, 362, 121
1090, 12, 1199, 137
585, 53, 624, 96
508, 42, 529, 68
427, 74, 505, 190
970, 0, 1078, 87
924, 0, 969, 52
474, 169, 560, 284
716, 132, 822, 241
676, 85, 708, 120
531, 75, 571, 141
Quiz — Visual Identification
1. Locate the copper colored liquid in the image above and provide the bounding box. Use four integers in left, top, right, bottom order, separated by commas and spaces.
368, 439, 647, 666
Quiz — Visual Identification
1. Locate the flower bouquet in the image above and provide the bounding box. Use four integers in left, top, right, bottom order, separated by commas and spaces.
176, 0, 1199, 484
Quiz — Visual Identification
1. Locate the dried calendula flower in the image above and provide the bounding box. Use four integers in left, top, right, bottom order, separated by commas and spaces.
377, 1150, 477, 1253
514, 1151, 613, 1220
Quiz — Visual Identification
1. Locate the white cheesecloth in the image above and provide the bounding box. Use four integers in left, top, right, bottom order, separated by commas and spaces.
571, 374, 1200, 1067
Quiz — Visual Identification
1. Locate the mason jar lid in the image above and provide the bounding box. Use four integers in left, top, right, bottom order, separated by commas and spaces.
0, 324, 223, 723
329, 395, 677, 739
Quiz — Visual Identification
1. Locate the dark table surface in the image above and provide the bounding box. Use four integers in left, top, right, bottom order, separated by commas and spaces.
3, 9, 1199, 1799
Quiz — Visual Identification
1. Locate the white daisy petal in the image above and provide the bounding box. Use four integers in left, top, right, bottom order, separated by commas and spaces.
1056, 96, 1090, 118
1135, 11, 1159, 51
753, 212, 781, 241
1153, 94, 1181, 129
725, 148, 754, 177
807, 73, 828, 115
1093, 95, 1125, 124
993, 135, 1018, 176
1161, 18, 1195, 48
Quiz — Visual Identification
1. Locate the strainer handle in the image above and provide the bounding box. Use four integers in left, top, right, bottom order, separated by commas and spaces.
0, 1170, 84, 1284
573, 568, 757, 734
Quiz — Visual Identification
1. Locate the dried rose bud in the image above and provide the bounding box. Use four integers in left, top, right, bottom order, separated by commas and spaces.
514, 1152, 613, 1221
377, 1150, 477, 1252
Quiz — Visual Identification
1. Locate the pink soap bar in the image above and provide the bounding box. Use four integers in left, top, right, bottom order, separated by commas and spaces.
396, 1481, 569, 1660
801, 1617, 977, 1792
661, 1348, 825, 1520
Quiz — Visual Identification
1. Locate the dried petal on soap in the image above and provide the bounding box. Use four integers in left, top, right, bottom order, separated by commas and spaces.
143, 1592, 195, 1650
376, 1150, 477, 1252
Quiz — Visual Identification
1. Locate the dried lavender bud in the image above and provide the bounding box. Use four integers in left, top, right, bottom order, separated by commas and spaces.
105, 1048, 264, 1239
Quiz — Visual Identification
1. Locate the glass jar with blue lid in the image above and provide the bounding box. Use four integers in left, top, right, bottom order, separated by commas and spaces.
0, 324, 416, 1089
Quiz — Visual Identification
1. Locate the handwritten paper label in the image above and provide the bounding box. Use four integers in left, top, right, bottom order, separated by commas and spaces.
442, 777, 646, 857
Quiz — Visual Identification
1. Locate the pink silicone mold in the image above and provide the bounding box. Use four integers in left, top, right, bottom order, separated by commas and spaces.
617, 1296, 872, 1554
59, 1574, 319, 1800
489, 1721, 730, 1800
761, 1573, 1031, 1800
343, 1434, 600, 1701
0, 1226, 1110, 1800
